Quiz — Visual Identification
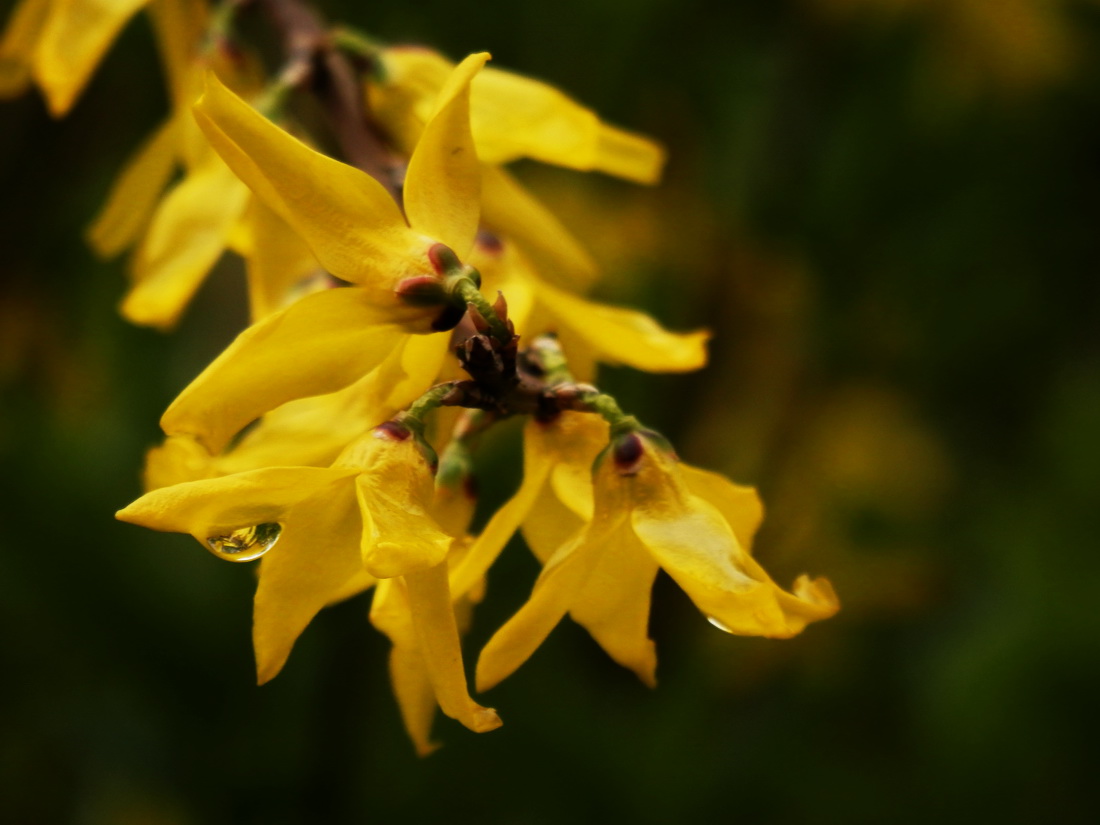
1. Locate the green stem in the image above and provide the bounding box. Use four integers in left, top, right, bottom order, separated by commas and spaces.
453, 278, 512, 344
529, 334, 573, 385
583, 392, 640, 437
399, 382, 458, 434
331, 25, 385, 66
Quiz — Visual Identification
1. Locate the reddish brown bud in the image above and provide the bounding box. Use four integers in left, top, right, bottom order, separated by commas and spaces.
374, 421, 411, 442
428, 242, 462, 276
612, 432, 645, 475
395, 275, 447, 307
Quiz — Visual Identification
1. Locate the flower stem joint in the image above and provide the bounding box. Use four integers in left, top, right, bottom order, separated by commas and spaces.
395, 243, 484, 332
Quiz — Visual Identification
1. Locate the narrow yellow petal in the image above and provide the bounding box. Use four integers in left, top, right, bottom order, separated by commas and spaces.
0, 0, 51, 98
471, 66, 665, 183
87, 116, 180, 258
357, 470, 453, 579
679, 463, 764, 552
215, 353, 416, 476
121, 159, 250, 329
476, 515, 621, 692
160, 287, 405, 454
569, 523, 659, 687
372, 47, 665, 183
344, 431, 454, 579
520, 483, 583, 564
116, 465, 355, 540
147, 0, 206, 113
536, 277, 710, 373
447, 419, 555, 599
242, 198, 321, 322
405, 563, 502, 734
403, 52, 489, 259
593, 121, 667, 185
633, 492, 838, 638
32, 0, 148, 116
193, 71, 427, 302
252, 481, 362, 683
142, 433, 215, 491
370, 579, 442, 756
480, 165, 597, 291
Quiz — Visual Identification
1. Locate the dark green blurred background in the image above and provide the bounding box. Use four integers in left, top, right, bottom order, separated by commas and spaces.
3, 0, 1099, 822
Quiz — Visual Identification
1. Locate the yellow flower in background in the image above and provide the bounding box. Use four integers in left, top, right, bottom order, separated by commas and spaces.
475, 425, 839, 691
83, 0, 276, 330
117, 424, 501, 741
368, 45, 666, 184
472, 239, 710, 379
0, 0, 149, 115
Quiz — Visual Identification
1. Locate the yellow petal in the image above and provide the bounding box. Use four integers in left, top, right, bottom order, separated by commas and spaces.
470, 65, 666, 183
370, 578, 442, 756
632, 491, 838, 639
480, 165, 597, 291
0, 0, 51, 98
357, 471, 453, 579
592, 121, 667, 185
160, 287, 405, 454
252, 480, 362, 683
32, 0, 148, 116
142, 433, 215, 491
679, 463, 764, 552
540, 410, 608, 519
405, 562, 502, 734
242, 197, 321, 322
147, 0, 206, 113
87, 116, 180, 258
520, 481, 583, 564
569, 520, 659, 687
476, 513, 623, 692
121, 158, 250, 329
535, 276, 710, 373
214, 344, 421, 475
193, 71, 429, 306
403, 52, 488, 259
373, 332, 451, 413
344, 433, 453, 579
115, 465, 355, 541
373, 47, 665, 183
447, 418, 555, 599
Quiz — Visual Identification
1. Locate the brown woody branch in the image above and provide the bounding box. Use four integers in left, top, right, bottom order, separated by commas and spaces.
255, 0, 401, 198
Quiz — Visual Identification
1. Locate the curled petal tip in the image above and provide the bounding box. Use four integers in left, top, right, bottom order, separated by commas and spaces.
471, 706, 503, 733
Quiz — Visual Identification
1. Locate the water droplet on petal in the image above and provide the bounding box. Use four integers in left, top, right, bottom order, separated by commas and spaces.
707, 615, 734, 634
205, 523, 282, 562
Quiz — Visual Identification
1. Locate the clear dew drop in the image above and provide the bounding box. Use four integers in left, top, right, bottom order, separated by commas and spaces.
706, 615, 735, 634
205, 523, 282, 563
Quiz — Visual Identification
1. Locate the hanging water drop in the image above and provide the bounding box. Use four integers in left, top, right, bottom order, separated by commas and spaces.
706, 615, 735, 634
205, 523, 282, 562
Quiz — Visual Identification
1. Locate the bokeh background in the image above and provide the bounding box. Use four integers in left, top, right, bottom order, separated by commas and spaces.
2, 0, 1099, 822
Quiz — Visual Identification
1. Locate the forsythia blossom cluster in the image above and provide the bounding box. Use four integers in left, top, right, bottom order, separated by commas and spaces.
2, 0, 839, 753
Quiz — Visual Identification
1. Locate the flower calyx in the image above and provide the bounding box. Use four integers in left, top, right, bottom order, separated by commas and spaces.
395, 242, 487, 332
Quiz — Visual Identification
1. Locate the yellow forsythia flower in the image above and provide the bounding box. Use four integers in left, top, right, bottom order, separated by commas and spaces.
117, 423, 501, 738
474, 420, 840, 691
